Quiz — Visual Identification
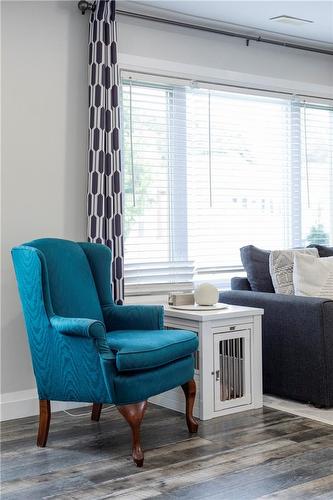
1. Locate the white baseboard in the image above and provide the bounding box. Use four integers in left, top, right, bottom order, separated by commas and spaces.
0, 389, 89, 422
150, 385, 200, 418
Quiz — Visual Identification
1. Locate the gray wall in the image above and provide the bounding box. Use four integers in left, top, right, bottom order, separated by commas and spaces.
1, 1, 88, 394
118, 15, 333, 89
1, 1, 332, 398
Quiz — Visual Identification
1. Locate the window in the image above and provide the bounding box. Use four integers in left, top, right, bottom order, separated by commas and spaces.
121, 75, 333, 292
300, 104, 333, 247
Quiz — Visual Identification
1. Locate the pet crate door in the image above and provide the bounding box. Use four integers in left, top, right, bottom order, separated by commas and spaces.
214, 330, 251, 411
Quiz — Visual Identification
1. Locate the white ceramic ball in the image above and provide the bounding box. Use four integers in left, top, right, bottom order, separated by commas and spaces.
194, 283, 219, 306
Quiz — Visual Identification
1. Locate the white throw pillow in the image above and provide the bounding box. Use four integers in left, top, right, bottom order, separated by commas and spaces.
269, 248, 319, 295
293, 253, 333, 300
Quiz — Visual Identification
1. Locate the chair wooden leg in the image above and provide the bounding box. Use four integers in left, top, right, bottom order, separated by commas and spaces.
182, 379, 198, 433
91, 403, 103, 421
37, 400, 51, 447
117, 400, 147, 467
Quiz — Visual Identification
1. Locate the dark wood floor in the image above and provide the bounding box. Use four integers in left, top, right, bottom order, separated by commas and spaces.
1, 404, 333, 499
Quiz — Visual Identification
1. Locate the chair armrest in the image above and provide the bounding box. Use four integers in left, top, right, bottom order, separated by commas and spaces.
103, 304, 164, 331
50, 315, 105, 338
50, 315, 113, 357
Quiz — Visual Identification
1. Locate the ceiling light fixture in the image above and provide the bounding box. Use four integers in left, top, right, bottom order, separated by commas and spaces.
270, 15, 314, 26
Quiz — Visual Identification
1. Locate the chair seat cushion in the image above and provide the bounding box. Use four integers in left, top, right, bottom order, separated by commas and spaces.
106, 329, 198, 372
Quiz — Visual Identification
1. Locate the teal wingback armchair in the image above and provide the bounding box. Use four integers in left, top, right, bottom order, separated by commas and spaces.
11, 238, 198, 466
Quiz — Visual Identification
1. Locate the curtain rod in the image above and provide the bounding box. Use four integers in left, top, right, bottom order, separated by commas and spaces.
116, 9, 333, 57
122, 69, 333, 103
76, 2, 333, 56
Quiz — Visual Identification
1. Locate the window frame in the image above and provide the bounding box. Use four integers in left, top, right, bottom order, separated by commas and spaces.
120, 71, 333, 296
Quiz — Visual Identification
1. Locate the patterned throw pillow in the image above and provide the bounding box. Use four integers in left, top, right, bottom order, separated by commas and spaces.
269, 248, 319, 295
294, 253, 333, 300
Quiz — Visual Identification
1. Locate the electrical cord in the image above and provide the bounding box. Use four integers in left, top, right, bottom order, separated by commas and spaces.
63, 404, 115, 417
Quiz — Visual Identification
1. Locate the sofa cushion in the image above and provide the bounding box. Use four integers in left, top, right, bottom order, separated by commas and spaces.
240, 245, 274, 293
294, 253, 333, 300
307, 244, 333, 258
269, 248, 319, 295
106, 329, 198, 372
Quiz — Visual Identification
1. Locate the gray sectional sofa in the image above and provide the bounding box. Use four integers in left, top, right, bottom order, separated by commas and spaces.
219, 244, 333, 408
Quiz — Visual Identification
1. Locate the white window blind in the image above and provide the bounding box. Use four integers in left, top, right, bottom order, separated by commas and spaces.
121, 75, 333, 291
299, 103, 333, 247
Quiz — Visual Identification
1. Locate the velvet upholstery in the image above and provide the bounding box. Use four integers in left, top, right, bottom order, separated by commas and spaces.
78, 242, 164, 331
107, 329, 198, 372
101, 355, 195, 405
25, 238, 104, 321
12, 238, 198, 406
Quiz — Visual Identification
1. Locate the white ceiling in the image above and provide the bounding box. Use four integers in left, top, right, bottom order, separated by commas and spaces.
119, 1, 333, 47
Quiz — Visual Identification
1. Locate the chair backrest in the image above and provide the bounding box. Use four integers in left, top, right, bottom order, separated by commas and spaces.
24, 238, 104, 321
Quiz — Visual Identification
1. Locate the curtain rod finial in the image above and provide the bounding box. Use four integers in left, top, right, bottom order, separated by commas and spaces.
78, 1, 95, 15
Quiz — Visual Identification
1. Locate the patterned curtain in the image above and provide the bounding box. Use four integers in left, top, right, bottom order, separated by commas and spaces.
87, 0, 124, 304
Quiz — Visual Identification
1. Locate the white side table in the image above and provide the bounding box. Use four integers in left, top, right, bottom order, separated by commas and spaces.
150, 304, 264, 420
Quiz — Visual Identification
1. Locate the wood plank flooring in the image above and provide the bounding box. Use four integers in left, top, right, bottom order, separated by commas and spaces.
1, 404, 333, 499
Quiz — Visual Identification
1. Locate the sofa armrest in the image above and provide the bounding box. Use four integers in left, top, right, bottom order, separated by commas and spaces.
231, 277, 251, 291
103, 304, 164, 331
220, 289, 333, 311
219, 290, 333, 407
